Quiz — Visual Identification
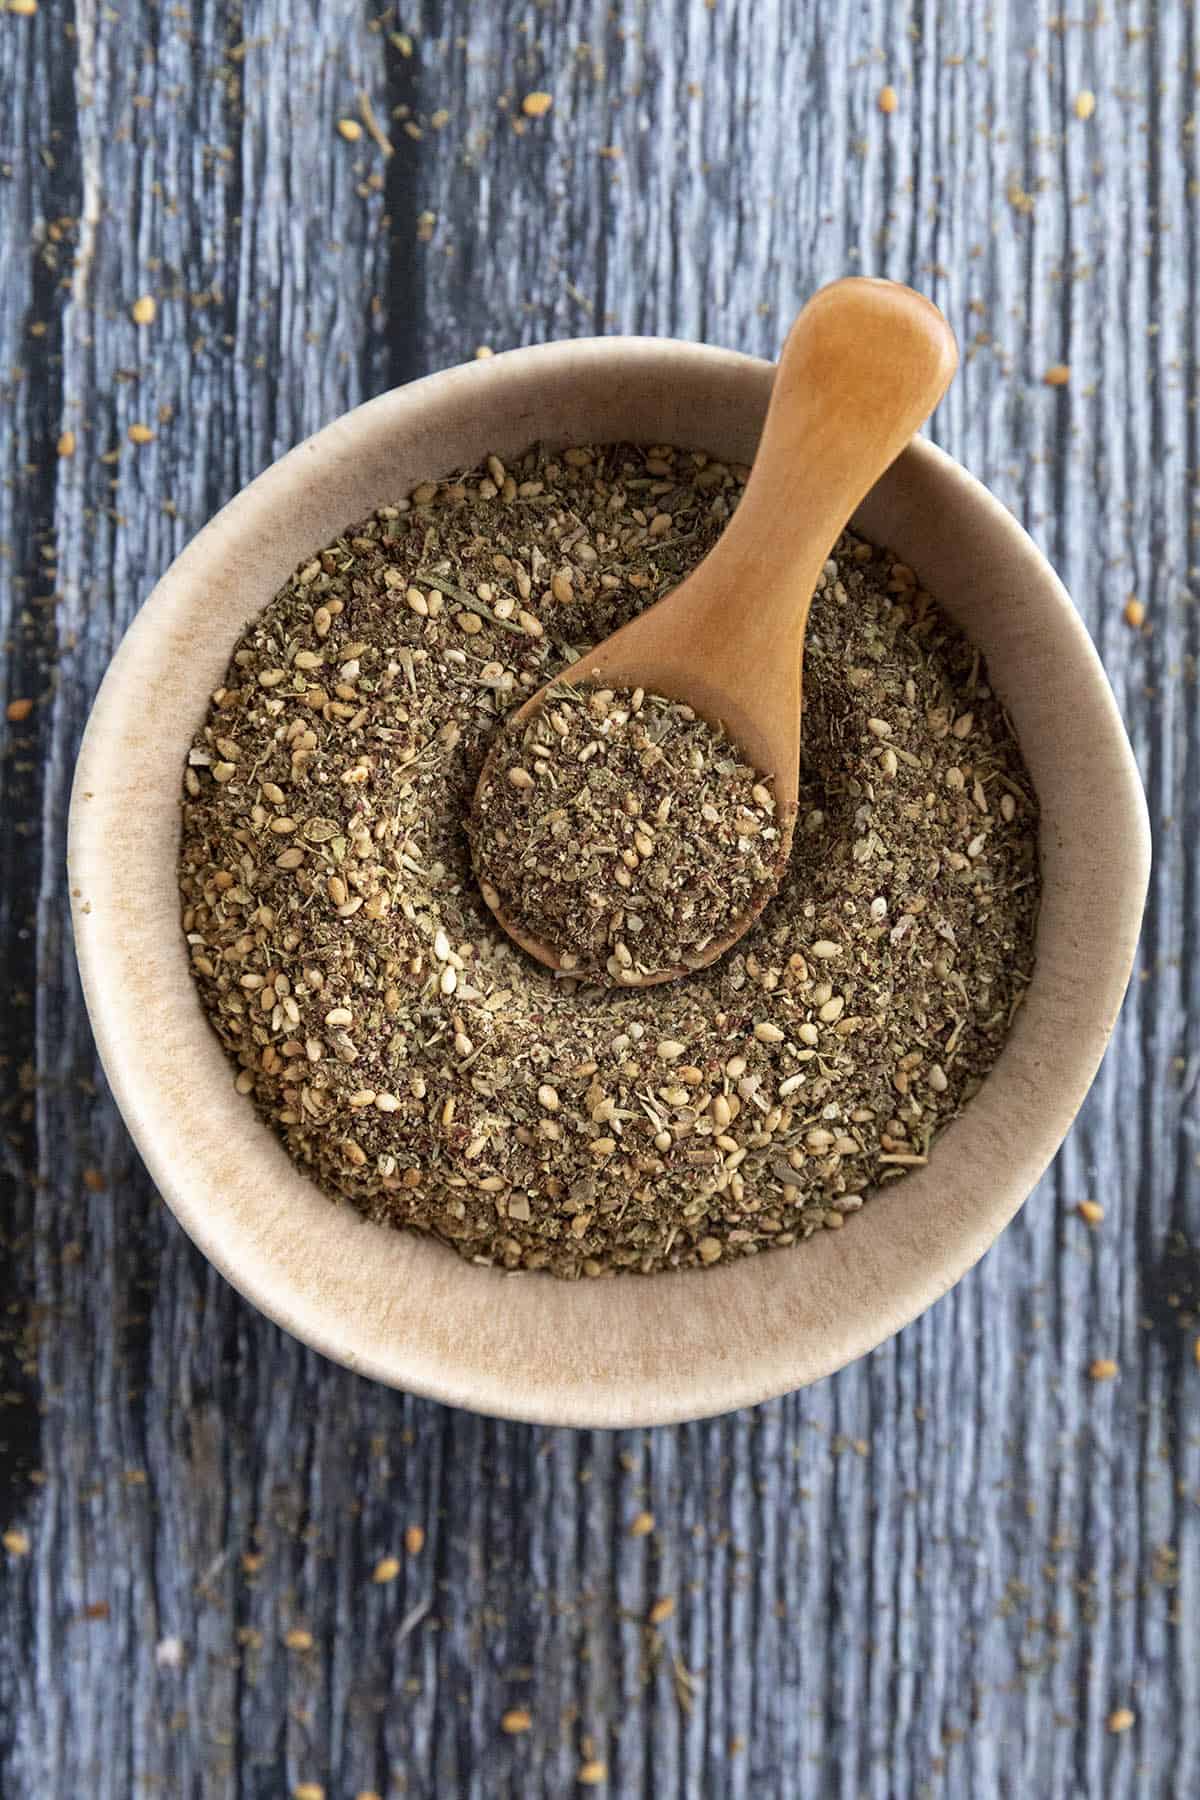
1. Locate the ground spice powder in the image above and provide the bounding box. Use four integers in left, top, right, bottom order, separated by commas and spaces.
179, 442, 1039, 1277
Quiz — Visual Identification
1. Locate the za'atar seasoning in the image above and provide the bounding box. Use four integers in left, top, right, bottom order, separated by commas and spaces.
178, 442, 1039, 1276
469, 681, 786, 981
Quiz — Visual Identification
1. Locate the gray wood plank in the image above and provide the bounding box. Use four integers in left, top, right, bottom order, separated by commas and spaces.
1, 1, 1197, 1796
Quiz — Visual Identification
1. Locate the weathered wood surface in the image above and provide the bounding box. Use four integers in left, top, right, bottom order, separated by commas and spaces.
1, 1, 1197, 1795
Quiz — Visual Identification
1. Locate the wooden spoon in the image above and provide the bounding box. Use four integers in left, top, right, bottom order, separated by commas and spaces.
474, 276, 958, 983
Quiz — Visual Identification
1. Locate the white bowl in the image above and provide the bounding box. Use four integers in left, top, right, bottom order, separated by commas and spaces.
68, 338, 1150, 1426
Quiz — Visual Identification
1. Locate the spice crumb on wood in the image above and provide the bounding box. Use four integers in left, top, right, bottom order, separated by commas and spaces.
178, 442, 1040, 1278
357, 90, 393, 158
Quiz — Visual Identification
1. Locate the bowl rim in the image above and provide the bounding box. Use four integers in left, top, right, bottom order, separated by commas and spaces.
68, 336, 1151, 1427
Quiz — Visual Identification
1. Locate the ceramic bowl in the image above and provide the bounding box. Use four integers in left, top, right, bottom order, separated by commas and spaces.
68, 338, 1150, 1427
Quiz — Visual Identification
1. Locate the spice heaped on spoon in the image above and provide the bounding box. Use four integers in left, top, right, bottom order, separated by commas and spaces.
472, 277, 959, 985
470, 682, 789, 984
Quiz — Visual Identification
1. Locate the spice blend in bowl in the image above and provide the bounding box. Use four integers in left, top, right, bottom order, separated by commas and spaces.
470, 681, 787, 981
178, 442, 1040, 1277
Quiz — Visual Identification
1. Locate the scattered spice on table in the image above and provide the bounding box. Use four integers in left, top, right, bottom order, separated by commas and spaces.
179, 441, 1040, 1277
470, 683, 785, 980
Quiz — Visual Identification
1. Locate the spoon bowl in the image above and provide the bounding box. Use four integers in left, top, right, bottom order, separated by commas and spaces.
473, 279, 958, 982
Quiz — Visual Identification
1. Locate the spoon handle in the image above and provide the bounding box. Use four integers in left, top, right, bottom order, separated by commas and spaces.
681, 278, 958, 663
516, 280, 957, 810
747, 276, 958, 573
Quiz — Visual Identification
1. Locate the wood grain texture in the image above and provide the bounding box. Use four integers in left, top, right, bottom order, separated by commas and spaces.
0, 1, 1196, 1796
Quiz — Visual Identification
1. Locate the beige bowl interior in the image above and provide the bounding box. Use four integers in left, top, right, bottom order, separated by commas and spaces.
68, 339, 1150, 1427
